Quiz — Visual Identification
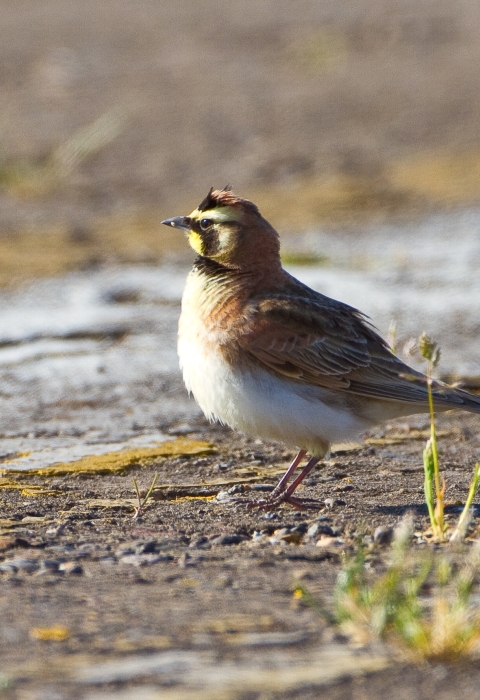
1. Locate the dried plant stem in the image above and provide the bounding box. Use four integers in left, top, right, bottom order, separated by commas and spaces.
132, 473, 158, 520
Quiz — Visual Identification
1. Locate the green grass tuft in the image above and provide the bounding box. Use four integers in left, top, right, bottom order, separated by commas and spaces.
416, 332, 480, 542
296, 518, 480, 662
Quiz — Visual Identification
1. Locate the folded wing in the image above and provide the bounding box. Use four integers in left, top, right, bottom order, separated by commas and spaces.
237, 294, 474, 409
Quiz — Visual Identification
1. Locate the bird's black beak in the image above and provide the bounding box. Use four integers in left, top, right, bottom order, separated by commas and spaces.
161, 216, 191, 233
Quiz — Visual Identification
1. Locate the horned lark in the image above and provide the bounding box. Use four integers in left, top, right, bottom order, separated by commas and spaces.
162, 187, 480, 509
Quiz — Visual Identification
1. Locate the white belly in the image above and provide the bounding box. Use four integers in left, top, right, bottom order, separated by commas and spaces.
178, 326, 369, 457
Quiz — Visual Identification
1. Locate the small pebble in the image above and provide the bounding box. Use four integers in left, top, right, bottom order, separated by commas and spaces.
8, 559, 39, 574
316, 536, 343, 548
98, 557, 117, 566
77, 543, 95, 554
262, 512, 278, 520
59, 562, 83, 575
189, 536, 211, 549
212, 463, 230, 472
116, 544, 135, 558
324, 498, 346, 508
136, 540, 157, 554
119, 554, 172, 567
210, 534, 247, 546
0, 562, 19, 574
46, 524, 66, 537
373, 526, 394, 546
116, 540, 157, 557
272, 528, 289, 538
307, 523, 335, 538
250, 533, 270, 545
227, 484, 246, 495
277, 531, 303, 544
214, 573, 233, 588
167, 423, 196, 435
49, 544, 75, 554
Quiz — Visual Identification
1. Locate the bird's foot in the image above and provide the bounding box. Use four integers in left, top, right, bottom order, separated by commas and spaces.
281, 494, 322, 510
226, 452, 324, 511
232, 490, 322, 511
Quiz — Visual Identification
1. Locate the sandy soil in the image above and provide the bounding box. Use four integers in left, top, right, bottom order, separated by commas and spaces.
1, 414, 480, 698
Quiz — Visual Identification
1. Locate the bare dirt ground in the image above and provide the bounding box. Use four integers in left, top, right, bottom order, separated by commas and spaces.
1, 414, 480, 699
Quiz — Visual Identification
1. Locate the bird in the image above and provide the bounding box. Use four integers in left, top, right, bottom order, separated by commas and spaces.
162, 186, 480, 509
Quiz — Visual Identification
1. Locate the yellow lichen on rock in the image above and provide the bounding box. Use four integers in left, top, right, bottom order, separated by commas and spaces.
4, 439, 216, 477
30, 626, 71, 642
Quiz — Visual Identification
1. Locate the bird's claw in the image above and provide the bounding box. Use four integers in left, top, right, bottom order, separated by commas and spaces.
231, 491, 322, 511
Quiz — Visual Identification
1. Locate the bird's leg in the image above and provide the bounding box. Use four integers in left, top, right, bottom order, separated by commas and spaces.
282, 456, 320, 499
231, 449, 306, 509
251, 456, 322, 510
233, 452, 323, 511
266, 449, 307, 498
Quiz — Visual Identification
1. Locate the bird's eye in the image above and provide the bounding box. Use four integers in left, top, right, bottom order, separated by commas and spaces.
200, 218, 213, 231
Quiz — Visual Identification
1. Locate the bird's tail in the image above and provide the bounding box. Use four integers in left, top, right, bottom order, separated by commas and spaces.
433, 384, 480, 414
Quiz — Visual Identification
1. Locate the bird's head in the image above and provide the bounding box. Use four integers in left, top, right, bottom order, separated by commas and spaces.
161, 186, 280, 268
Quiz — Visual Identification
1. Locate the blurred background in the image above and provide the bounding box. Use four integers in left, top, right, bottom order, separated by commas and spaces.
0, 0, 479, 454
2, 0, 480, 274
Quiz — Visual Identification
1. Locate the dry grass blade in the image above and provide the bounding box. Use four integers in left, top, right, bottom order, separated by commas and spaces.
0, 107, 128, 197
132, 473, 158, 520
51, 107, 128, 181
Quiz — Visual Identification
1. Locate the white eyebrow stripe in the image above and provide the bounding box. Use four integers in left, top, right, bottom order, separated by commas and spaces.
189, 206, 240, 223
